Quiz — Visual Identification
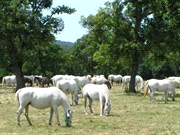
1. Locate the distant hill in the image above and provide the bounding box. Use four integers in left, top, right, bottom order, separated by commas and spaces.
56, 40, 74, 47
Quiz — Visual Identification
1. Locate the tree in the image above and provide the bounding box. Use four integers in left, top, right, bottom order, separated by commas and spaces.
80, 0, 180, 92
0, 0, 75, 91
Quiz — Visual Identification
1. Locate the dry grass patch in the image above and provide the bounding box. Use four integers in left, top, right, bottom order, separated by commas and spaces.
0, 85, 180, 134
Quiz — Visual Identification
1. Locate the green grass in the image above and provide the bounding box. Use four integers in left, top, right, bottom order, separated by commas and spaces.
1, 85, 180, 134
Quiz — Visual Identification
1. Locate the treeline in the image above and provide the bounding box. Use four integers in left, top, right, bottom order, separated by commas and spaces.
1, 38, 179, 80
0, 0, 179, 92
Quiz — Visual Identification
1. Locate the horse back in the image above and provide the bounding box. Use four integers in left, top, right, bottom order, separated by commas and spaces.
83, 84, 108, 100
149, 79, 172, 91
17, 87, 64, 109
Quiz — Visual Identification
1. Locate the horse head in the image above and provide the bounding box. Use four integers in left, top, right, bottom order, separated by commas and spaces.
65, 110, 72, 127
104, 102, 111, 116
73, 94, 79, 105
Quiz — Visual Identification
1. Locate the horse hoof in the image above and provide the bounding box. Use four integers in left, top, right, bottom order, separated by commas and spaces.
85, 113, 88, 115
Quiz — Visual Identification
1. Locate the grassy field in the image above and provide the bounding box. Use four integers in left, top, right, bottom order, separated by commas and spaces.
1, 84, 180, 135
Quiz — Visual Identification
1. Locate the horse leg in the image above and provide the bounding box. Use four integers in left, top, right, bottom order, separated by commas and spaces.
171, 89, 176, 101
150, 90, 155, 102
71, 93, 74, 106
164, 91, 168, 104
52, 105, 61, 127
49, 107, 54, 126
88, 98, 93, 115
124, 84, 127, 91
99, 98, 105, 116
24, 105, 32, 126
84, 96, 88, 115
17, 105, 24, 126
111, 81, 113, 86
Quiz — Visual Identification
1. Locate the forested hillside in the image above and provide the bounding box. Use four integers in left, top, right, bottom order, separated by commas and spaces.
56, 40, 74, 47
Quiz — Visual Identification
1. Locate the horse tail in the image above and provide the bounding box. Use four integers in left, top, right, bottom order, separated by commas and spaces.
143, 81, 149, 99
2, 77, 6, 88
15, 89, 21, 108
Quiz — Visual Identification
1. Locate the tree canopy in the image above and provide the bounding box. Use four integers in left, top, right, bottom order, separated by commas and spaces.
0, 0, 75, 90
0, 0, 179, 93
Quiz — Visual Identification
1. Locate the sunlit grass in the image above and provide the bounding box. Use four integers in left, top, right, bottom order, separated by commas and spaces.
1, 84, 180, 134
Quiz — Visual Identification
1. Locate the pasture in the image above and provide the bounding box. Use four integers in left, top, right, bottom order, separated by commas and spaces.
1, 84, 180, 134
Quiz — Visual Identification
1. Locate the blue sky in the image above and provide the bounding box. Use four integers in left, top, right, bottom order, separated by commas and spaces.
43, 0, 114, 43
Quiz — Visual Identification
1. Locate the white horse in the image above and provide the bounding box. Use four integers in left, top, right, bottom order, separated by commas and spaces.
73, 76, 90, 89
82, 83, 111, 116
166, 76, 180, 81
108, 74, 123, 86
91, 75, 108, 85
16, 87, 72, 127
86, 75, 92, 81
2, 75, 16, 89
122, 75, 131, 91
51, 75, 71, 86
56, 79, 79, 105
122, 75, 144, 91
143, 79, 180, 103
135, 75, 144, 91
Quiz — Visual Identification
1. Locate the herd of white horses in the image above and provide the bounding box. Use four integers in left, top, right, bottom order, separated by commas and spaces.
2, 74, 180, 127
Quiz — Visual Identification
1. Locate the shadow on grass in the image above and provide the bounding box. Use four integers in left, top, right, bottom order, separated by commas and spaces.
124, 91, 144, 97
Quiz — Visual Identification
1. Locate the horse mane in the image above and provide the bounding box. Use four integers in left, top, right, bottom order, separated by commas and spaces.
104, 81, 112, 90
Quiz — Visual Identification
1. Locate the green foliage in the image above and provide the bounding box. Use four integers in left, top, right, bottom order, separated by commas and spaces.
0, 0, 180, 81
93, 43, 111, 65
0, 0, 76, 80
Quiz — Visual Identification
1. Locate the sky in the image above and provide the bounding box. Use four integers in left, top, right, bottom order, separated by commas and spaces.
43, 0, 114, 43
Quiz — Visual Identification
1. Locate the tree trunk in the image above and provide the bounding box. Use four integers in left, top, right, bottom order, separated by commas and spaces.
129, 55, 139, 93
7, 36, 25, 92
128, 1, 142, 93
13, 61, 25, 92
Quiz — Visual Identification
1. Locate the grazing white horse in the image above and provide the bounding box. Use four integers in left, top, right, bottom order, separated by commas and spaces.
16, 87, 72, 127
122, 75, 144, 91
122, 75, 131, 91
143, 79, 180, 103
2, 75, 16, 89
51, 75, 72, 86
56, 79, 79, 105
135, 75, 144, 91
108, 74, 123, 86
73, 76, 90, 89
82, 83, 111, 116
